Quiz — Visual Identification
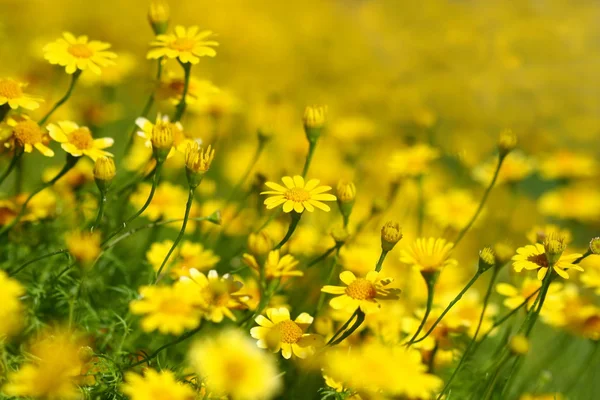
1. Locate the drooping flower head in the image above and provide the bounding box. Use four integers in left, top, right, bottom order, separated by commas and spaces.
47, 121, 114, 161
261, 175, 336, 213
0, 78, 43, 110
44, 32, 117, 74
147, 25, 218, 64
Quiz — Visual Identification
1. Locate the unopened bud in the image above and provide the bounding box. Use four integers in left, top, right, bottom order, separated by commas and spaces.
498, 129, 517, 157
493, 242, 514, 265
148, 0, 170, 35
543, 233, 567, 265
478, 247, 496, 271
93, 156, 115, 192
248, 231, 273, 256
303, 105, 327, 142
381, 221, 402, 252
151, 120, 173, 162
185, 143, 215, 188
330, 226, 350, 245
590, 237, 600, 255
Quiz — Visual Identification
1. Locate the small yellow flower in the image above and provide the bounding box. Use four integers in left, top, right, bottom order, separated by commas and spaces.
65, 231, 101, 265
93, 156, 116, 183
147, 25, 218, 64
146, 240, 220, 278
512, 243, 583, 280
43, 32, 117, 74
148, 0, 170, 35
261, 175, 336, 213
180, 269, 248, 323
250, 308, 322, 359
0, 270, 25, 338
321, 270, 401, 314
4, 116, 54, 156
388, 143, 439, 178
129, 281, 203, 335
427, 189, 482, 231
121, 369, 195, 400
136, 114, 191, 157
242, 250, 303, 280
399, 237, 457, 273
0, 78, 43, 110
303, 105, 327, 129
247, 231, 273, 256
185, 142, 215, 174
47, 121, 114, 161
381, 221, 403, 251
336, 180, 356, 203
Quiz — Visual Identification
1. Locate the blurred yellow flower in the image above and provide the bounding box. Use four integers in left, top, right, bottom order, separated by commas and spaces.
147, 25, 218, 64
512, 243, 583, 280
538, 150, 598, 180
156, 70, 220, 105
130, 182, 190, 221
243, 250, 303, 280
121, 369, 195, 400
146, 240, 220, 277
526, 224, 572, 245
426, 189, 481, 230
388, 143, 439, 178
0, 270, 25, 338
0, 78, 43, 110
496, 277, 563, 312
261, 175, 336, 213
250, 307, 322, 359
47, 121, 114, 161
538, 185, 600, 223
399, 237, 457, 273
44, 32, 117, 74
322, 270, 401, 314
4, 116, 54, 156
65, 230, 101, 265
473, 151, 534, 185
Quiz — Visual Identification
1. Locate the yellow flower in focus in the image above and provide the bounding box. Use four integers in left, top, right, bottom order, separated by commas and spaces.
0, 270, 25, 338
185, 143, 215, 174
261, 175, 336, 213
388, 143, 439, 178
43, 32, 117, 74
147, 26, 218, 64
0, 78, 43, 110
180, 269, 247, 323
3, 116, 54, 156
65, 231, 101, 265
427, 189, 481, 231
512, 243, 583, 280
242, 250, 303, 280
321, 270, 401, 314
250, 307, 322, 359
539, 150, 598, 180
473, 151, 534, 185
47, 121, 114, 161
146, 240, 220, 278
136, 114, 192, 155
121, 369, 195, 400
129, 281, 203, 334
399, 237, 457, 273
324, 341, 442, 399
189, 329, 282, 400
3, 329, 86, 400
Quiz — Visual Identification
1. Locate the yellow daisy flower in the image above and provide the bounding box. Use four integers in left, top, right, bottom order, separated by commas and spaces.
0, 78, 43, 110
129, 281, 203, 335
156, 69, 220, 105
135, 113, 194, 155
180, 269, 248, 323
261, 175, 337, 213
242, 250, 303, 280
65, 230, 101, 265
43, 32, 117, 75
426, 189, 482, 231
147, 25, 218, 64
321, 270, 401, 314
250, 307, 322, 359
3, 116, 54, 156
146, 240, 220, 278
47, 121, 114, 161
388, 143, 440, 178
512, 243, 583, 280
399, 237, 457, 273
121, 369, 195, 400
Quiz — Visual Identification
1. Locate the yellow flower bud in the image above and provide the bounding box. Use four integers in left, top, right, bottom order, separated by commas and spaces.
336, 180, 356, 203
381, 221, 402, 252
498, 129, 517, 157
590, 237, 600, 255
78, 346, 94, 363
151, 120, 174, 162
543, 232, 567, 265
248, 231, 273, 256
185, 143, 215, 188
330, 226, 350, 244
93, 156, 115, 191
303, 105, 327, 142
148, 0, 170, 35
478, 247, 496, 271
509, 334, 530, 355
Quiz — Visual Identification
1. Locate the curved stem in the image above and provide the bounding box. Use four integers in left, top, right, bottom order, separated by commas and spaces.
327, 308, 360, 345
273, 212, 302, 250
0, 154, 79, 237
173, 61, 191, 122
0, 148, 24, 187
9, 249, 70, 276
307, 245, 337, 268
302, 139, 318, 178
91, 192, 107, 232
410, 271, 481, 345
127, 325, 203, 368
154, 187, 195, 282
39, 71, 81, 125
453, 153, 506, 247
406, 273, 437, 345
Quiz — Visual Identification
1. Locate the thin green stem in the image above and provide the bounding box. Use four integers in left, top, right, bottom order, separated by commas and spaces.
410, 271, 482, 345
307, 245, 338, 268
0, 148, 24, 187
173, 61, 191, 122
0, 154, 79, 237
302, 139, 318, 178
9, 249, 70, 276
127, 325, 203, 368
154, 187, 195, 282
91, 192, 107, 232
327, 308, 360, 345
273, 212, 302, 250
406, 273, 437, 346
453, 153, 506, 247
39, 71, 81, 125
374, 250, 388, 272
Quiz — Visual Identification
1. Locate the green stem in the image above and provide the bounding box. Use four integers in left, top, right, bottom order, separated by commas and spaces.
302, 139, 318, 178
9, 249, 70, 276
273, 212, 302, 250
173, 61, 191, 122
453, 153, 506, 247
127, 325, 203, 368
329, 309, 365, 346
410, 270, 481, 345
0, 154, 79, 237
154, 187, 195, 282
0, 147, 24, 187
91, 191, 107, 232
0, 104, 9, 122
39, 70, 81, 125
307, 245, 338, 268
406, 272, 437, 345
374, 250, 388, 272
327, 308, 360, 345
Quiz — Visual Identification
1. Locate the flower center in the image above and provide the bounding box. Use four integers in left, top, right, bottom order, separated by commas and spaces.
13, 121, 43, 145
0, 79, 23, 99
345, 278, 377, 300
275, 320, 303, 344
170, 38, 196, 52
68, 43, 94, 58
284, 188, 310, 202
527, 253, 548, 268
69, 128, 94, 149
